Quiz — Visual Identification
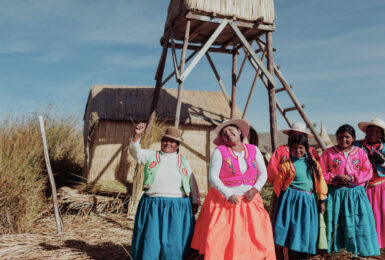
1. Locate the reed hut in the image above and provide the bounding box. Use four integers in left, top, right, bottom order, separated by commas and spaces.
83, 85, 258, 196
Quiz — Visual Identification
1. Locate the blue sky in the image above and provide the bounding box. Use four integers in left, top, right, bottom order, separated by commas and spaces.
0, 0, 384, 139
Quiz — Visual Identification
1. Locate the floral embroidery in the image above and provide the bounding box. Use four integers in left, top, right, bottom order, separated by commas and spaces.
352, 159, 361, 170
251, 158, 257, 168
225, 158, 236, 174
182, 168, 188, 176
332, 158, 342, 169
149, 161, 157, 169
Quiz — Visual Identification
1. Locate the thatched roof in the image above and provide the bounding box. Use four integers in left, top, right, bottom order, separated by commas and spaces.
83, 85, 243, 144
167, 0, 275, 24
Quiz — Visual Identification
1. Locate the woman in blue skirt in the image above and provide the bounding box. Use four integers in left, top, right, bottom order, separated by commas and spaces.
272, 134, 328, 259
129, 123, 199, 260
320, 124, 380, 257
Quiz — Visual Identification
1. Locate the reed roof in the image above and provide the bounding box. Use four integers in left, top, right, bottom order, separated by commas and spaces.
167, 0, 275, 24
83, 85, 243, 143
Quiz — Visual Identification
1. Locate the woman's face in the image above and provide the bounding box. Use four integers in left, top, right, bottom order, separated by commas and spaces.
365, 126, 383, 144
221, 125, 241, 145
337, 131, 355, 150
291, 144, 306, 158
161, 137, 179, 153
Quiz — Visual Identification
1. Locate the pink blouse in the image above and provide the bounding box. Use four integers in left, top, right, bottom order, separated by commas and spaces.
319, 146, 373, 186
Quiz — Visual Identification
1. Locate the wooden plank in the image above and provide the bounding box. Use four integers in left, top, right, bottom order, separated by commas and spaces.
236, 53, 248, 84
205, 53, 231, 104
229, 21, 276, 86
39, 115, 63, 235
275, 85, 292, 93
221, 28, 253, 49
179, 19, 228, 82
175, 19, 191, 128
274, 64, 327, 151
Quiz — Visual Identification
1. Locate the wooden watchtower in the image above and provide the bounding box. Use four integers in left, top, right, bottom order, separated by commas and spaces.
146, 0, 327, 152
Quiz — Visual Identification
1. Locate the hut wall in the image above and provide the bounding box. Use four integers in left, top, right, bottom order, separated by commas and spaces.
86, 120, 137, 184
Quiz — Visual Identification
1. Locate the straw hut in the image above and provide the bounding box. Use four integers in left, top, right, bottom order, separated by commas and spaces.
83, 85, 259, 196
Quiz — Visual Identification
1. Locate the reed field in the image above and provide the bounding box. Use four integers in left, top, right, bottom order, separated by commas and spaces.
0, 111, 84, 235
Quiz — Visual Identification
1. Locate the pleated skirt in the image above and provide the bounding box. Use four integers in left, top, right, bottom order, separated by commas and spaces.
273, 186, 319, 254
326, 185, 380, 256
191, 188, 275, 260
130, 194, 195, 260
366, 181, 385, 249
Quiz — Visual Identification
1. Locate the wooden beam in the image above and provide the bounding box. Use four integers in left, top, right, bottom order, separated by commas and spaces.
229, 21, 276, 87
179, 19, 229, 82
266, 31, 277, 151
161, 50, 198, 87
274, 64, 327, 151
259, 73, 292, 127
236, 53, 248, 84
242, 50, 266, 118
205, 53, 231, 104
231, 45, 237, 119
170, 37, 181, 81
221, 28, 253, 49
283, 105, 305, 114
174, 20, 191, 128
165, 42, 233, 54
275, 85, 292, 93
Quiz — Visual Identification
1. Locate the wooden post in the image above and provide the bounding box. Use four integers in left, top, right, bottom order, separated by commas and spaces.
266, 32, 278, 151
146, 34, 169, 146
231, 44, 237, 118
38, 115, 62, 235
174, 19, 191, 128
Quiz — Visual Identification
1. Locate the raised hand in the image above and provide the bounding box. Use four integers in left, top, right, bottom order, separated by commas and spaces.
133, 122, 146, 142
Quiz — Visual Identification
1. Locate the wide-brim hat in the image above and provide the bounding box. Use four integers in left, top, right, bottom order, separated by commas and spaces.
160, 127, 184, 142
358, 118, 385, 133
282, 122, 313, 138
212, 119, 250, 146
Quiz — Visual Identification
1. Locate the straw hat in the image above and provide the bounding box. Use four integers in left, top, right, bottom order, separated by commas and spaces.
160, 127, 184, 142
358, 118, 385, 133
212, 119, 250, 146
282, 122, 313, 138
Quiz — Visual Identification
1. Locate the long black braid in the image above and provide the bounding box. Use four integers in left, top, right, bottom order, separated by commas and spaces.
288, 134, 320, 179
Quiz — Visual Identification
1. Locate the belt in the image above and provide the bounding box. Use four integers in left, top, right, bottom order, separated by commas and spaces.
290, 185, 313, 194
368, 179, 385, 187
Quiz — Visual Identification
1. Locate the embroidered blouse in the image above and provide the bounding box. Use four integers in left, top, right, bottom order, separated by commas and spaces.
319, 146, 373, 186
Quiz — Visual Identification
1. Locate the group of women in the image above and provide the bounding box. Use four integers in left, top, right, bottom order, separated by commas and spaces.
128, 117, 385, 259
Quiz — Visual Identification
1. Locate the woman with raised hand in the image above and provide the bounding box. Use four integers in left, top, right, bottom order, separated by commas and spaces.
191, 119, 275, 259
129, 122, 199, 260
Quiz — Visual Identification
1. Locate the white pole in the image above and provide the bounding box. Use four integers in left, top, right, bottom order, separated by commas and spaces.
38, 115, 63, 235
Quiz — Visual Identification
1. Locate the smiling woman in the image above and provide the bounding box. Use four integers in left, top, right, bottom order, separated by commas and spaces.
191, 119, 275, 259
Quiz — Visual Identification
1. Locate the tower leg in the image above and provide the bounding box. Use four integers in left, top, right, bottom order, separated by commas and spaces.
266, 31, 278, 151
174, 20, 191, 128
231, 44, 238, 119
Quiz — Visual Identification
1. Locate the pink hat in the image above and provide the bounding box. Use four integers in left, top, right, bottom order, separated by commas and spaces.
212, 119, 250, 146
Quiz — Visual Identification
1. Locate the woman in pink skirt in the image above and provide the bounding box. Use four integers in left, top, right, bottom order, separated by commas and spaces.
355, 118, 385, 249
191, 119, 275, 259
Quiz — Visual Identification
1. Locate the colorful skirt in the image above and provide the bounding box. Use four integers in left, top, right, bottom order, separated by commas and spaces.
366, 181, 385, 249
273, 186, 319, 254
326, 185, 380, 256
130, 194, 195, 260
191, 188, 275, 260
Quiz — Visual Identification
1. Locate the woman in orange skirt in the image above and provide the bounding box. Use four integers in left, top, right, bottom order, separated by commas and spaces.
191, 119, 275, 259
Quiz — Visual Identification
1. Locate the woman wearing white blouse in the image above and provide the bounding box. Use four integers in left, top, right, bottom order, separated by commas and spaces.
191, 119, 276, 259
